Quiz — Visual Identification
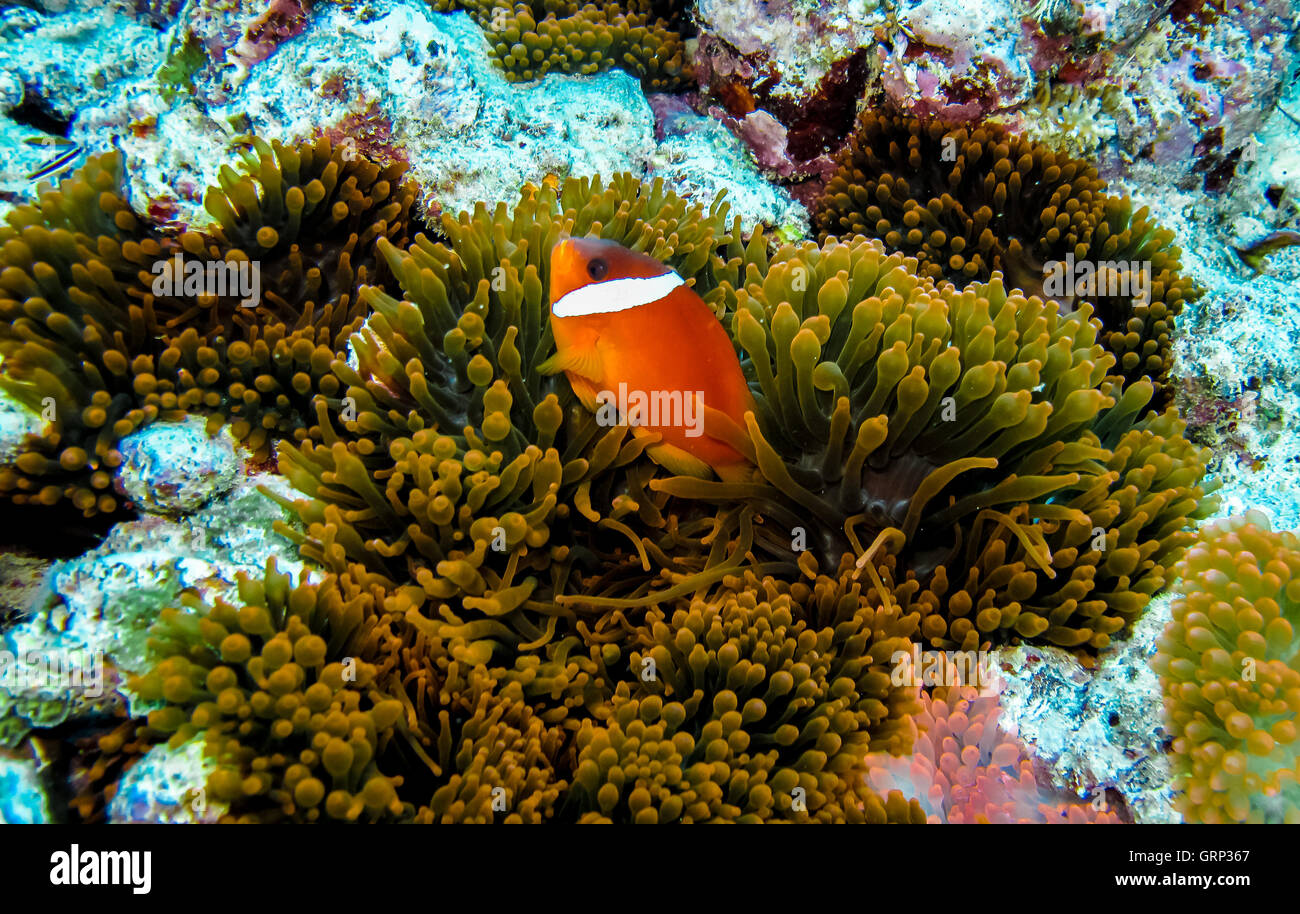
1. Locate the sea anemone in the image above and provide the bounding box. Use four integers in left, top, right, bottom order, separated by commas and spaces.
812, 113, 1197, 398
5, 136, 1215, 824
433, 0, 694, 91
570, 566, 923, 823
129, 560, 408, 823
657, 233, 1214, 652
269, 173, 742, 660
865, 684, 1122, 822
0, 138, 418, 514
1153, 511, 1300, 823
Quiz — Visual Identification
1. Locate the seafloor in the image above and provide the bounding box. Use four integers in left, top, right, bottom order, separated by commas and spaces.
0, 0, 1297, 824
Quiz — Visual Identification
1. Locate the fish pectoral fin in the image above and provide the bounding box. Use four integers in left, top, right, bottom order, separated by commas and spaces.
537, 343, 605, 383
568, 374, 603, 412
641, 437, 715, 480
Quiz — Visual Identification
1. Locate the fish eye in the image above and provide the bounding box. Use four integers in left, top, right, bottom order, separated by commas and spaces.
586, 258, 608, 281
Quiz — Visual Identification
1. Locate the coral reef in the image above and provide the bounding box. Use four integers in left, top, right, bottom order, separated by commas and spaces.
0, 149, 1219, 823
1019, 0, 1297, 188
0, 1, 798, 234
1153, 511, 1300, 823
693, 0, 878, 184
0, 465, 307, 750
993, 599, 1180, 823
0, 744, 52, 823
1004, 82, 1118, 161
115, 416, 239, 515
694, 0, 882, 107
0, 548, 51, 625
689, 0, 1296, 221
875, 0, 1033, 123
0, 389, 43, 464
104, 165, 1205, 822
107, 736, 228, 823
647, 95, 810, 234
1168, 68, 1300, 532
1, 0, 1295, 829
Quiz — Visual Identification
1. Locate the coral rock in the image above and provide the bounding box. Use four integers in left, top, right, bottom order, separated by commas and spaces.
115, 416, 240, 515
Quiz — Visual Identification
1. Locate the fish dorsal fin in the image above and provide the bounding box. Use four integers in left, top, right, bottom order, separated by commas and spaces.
552, 271, 685, 317
537, 342, 605, 383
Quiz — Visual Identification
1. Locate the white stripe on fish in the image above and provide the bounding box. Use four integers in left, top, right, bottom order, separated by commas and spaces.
551, 270, 684, 318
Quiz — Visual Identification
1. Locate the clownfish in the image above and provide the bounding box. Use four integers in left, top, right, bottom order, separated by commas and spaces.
540, 237, 754, 481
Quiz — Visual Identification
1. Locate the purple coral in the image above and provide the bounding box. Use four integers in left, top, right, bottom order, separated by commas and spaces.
227, 0, 309, 75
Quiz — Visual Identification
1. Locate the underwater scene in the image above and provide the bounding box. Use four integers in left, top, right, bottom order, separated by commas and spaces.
0, 0, 1297, 839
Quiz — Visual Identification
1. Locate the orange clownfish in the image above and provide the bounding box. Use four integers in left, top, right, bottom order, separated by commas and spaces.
541, 237, 754, 481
